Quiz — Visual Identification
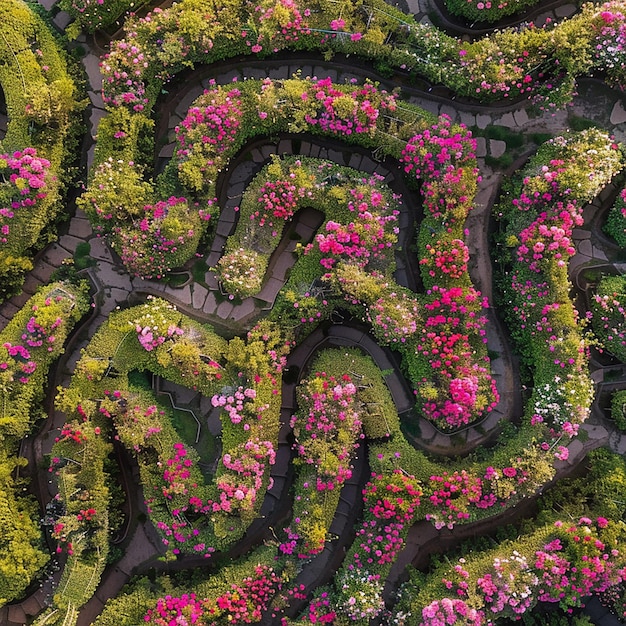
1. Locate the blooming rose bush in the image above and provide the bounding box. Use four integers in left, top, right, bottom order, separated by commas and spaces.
591, 274, 626, 362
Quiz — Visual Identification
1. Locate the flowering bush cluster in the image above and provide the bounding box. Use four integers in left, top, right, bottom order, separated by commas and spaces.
144, 564, 282, 625
216, 248, 265, 299
175, 87, 243, 194
302, 77, 396, 136
424, 447, 553, 530
416, 286, 499, 428
59, 0, 148, 33
419, 239, 469, 283
444, 0, 541, 23
0, 148, 51, 245
402, 116, 477, 224
284, 372, 362, 555
591, 274, 626, 362
420, 598, 484, 626
405, 516, 626, 624
129, 297, 185, 352
316, 178, 400, 271
112, 196, 203, 279
497, 130, 623, 440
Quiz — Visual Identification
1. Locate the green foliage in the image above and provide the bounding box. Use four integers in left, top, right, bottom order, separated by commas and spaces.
611, 390, 626, 431
0, 0, 82, 300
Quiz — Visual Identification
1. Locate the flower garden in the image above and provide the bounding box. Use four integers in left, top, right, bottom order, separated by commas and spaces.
3, 0, 626, 625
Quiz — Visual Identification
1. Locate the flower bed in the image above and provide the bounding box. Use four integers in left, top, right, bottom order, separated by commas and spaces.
0, 281, 89, 607
496, 130, 623, 440
591, 274, 626, 362
59, 0, 150, 35
0, 1, 80, 300
393, 451, 626, 624
284, 365, 362, 556
444, 0, 544, 24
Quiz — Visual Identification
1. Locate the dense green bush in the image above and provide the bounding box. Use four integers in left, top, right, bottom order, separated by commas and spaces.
0, 0, 82, 300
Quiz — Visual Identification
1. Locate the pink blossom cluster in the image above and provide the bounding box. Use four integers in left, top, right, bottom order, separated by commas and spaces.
303, 78, 397, 136
290, 373, 361, 490
211, 386, 257, 424
285, 373, 362, 555
101, 40, 150, 110
420, 598, 484, 626
175, 87, 242, 166
210, 439, 276, 516
348, 471, 421, 569
22, 314, 61, 350
245, 0, 311, 52
316, 181, 399, 270
591, 4, 626, 90
420, 516, 626, 622
426, 464, 532, 529
516, 201, 581, 272
0, 148, 51, 243
114, 196, 197, 279
253, 178, 307, 227
402, 116, 477, 221
420, 239, 469, 281
145, 565, 281, 625
592, 288, 626, 362
416, 285, 499, 427
144, 593, 203, 626
135, 322, 183, 351
0, 342, 38, 384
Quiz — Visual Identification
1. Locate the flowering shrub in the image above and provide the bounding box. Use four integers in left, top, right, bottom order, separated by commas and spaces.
59, 0, 148, 33
419, 239, 469, 283
302, 77, 396, 136
128, 297, 185, 352
0, 148, 51, 246
444, 0, 542, 23
285, 372, 362, 555
603, 187, 626, 247
591, 275, 626, 362
144, 593, 204, 626
415, 286, 499, 428
315, 178, 400, 271
112, 197, 203, 279
420, 598, 484, 625
397, 511, 626, 626
216, 248, 265, 299
176, 87, 243, 194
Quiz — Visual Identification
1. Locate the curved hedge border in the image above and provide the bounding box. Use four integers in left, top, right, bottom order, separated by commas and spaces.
0, 279, 89, 606
41, 300, 288, 624
393, 449, 626, 624
0, 0, 81, 300
444, 0, 546, 24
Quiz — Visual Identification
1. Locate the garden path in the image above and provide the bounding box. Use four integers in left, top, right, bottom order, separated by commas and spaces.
2, 2, 626, 625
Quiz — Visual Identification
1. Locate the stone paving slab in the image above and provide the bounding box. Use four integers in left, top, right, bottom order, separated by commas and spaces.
31, 260, 57, 284
192, 284, 208, 309
22, 274, 43, 295
69, 217, 93, 239
230, 297, 256, 322
88, 239, 113, 264
58, 234, 83, 254
216, 300, 234, 319
82, 54, 103, 91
